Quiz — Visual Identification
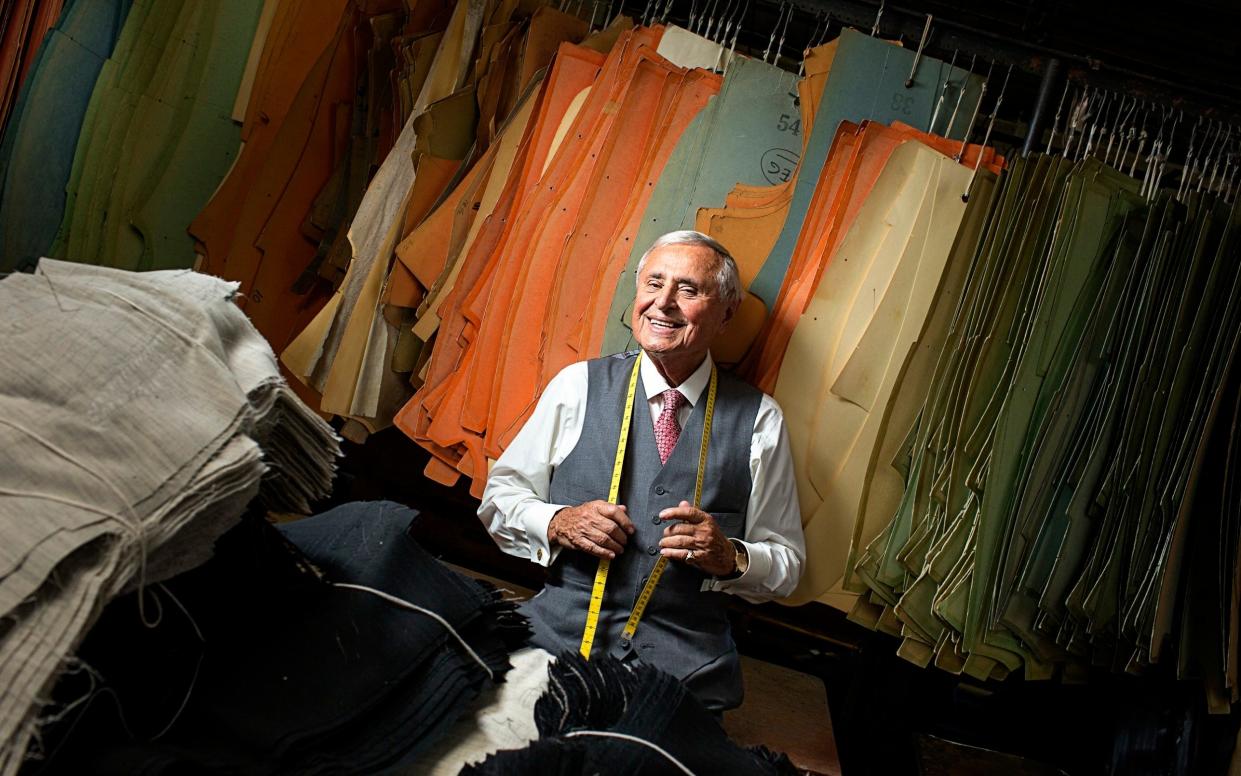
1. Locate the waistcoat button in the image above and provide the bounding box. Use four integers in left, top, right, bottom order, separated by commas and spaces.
655, 485, 666, 495
651, 515, 661, 525
647, 544, 657, 555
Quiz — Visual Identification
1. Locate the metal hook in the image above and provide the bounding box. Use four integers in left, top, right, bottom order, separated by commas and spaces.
1105, 95, 1132, 167
1101, 95, 1122, 165
798, 11, 826, 78
1045, 78, 1072, 156
708, 0, 724, 35
763, 2, 786, 63
722, 0, 747, 77
719, 0, 743, 46
871, 0, 885, 37
1205, 125, 1230, 194
1062, 85, 1089, 158
928, 50, 958, 135
905, 15, 934, 88
1156, 110, 1181, 200
652, 0, 667, 24
706, 0, 725, 39
1081, 90, 1109, 161
818, 11, 834, 46
943, 53, 976, 139
1127, 101, 1150, 178
688, 0, 700, 33
772, 0, 793, 66
1198, 120, 1224, 193
953, 59, 993, 161
1117, 98, 1140, 170
691, 0, 712, 32
1178, 114, 1204, 201
962, 64, 1011, 201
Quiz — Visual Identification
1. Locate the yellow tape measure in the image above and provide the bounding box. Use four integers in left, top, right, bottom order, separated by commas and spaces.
578, 353, 718, 659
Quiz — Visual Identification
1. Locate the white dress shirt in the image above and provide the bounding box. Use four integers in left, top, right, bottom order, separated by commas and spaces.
479, 353, 805, 603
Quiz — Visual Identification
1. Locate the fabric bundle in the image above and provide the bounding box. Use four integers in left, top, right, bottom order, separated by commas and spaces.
462, 653, 798, 776
0, 259, 338, 773
845, 154, 1241, 698
31, 501, 528, 775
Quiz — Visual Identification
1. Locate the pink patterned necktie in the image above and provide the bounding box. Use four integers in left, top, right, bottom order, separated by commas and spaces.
654, 389, 687, 464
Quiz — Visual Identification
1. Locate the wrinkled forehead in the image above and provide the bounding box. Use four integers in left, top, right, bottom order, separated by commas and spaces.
637, 243, 721, 285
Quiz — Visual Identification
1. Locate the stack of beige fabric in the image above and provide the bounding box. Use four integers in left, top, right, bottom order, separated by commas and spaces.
0, 259, 339, 773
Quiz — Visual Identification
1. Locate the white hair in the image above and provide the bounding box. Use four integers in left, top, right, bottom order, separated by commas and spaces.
635, 230, 741, 309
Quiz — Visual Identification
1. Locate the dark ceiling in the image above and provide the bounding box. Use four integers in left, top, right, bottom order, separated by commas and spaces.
619, 0, 1241, 123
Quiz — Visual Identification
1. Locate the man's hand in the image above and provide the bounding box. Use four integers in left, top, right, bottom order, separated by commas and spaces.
658, 501, 735, 577
547, 501, 635, 559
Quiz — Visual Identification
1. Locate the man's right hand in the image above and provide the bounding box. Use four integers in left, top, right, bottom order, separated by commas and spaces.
547, 501, 635, 559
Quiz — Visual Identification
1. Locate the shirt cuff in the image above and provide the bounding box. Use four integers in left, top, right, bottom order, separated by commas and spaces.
703, 539, 772, 592
522, 502, 565, 567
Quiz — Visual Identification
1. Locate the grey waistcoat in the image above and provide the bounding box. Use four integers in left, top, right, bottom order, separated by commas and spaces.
520, 351, 762, 710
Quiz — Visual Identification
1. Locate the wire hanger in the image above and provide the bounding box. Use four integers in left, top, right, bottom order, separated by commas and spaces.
798, 11, 826, 78
700, 0, 721, 34
772, 0, 793, 65
1197, 120, 1224, 193
963, 64, 1012, 202
1061, 85, 1090, 158
927, 50, 958, 134
1177, 115, 1204, 201
943, 53, 977, 139
1106, 95, 1128, 166
721, 0, 747, 76
871, 0, 885, 37
954, 59, 994, 163
905, 15, 934, 88
763, 3, 787, 63
1127, 101, 1150, 178
658, 0, 675, 24
1082, 90, 1111, 161
1116, 99, 1142, 171
1044, 79, 1073, 155
709, 0, 732, 40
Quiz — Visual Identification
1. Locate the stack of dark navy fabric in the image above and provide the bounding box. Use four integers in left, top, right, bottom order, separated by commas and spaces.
463, 652, 800, 776
31, 501, 527, 775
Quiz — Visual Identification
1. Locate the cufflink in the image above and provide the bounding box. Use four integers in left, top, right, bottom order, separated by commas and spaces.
537, 548, 544, 561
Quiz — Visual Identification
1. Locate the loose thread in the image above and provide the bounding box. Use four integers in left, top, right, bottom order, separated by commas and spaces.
563, 730, 697, 775
330, 583, 495, 681
0, 415, 157, 626
149, 583, 205, 741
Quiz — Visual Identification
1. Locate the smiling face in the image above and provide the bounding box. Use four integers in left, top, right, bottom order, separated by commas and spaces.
631, 243, 736, 385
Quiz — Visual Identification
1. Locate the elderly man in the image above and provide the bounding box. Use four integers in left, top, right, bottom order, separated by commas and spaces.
479, 230, 805, 711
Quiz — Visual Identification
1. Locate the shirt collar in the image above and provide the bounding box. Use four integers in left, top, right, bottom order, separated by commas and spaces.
640, 352, 714, 406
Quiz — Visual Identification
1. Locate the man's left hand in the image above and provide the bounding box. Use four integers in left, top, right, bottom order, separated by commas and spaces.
658, 501, 735, 577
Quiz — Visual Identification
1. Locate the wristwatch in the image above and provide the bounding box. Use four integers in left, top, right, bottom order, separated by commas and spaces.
720, 538, 749, 580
